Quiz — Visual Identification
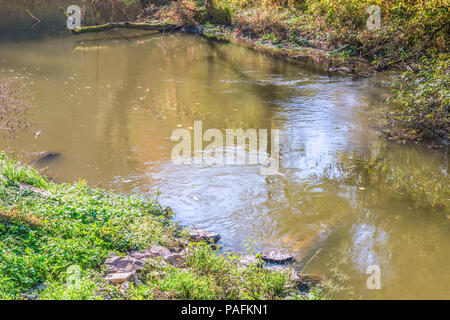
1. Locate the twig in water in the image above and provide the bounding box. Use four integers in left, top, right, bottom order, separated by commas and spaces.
300, 248, 323, 274
25, 9, 41, 23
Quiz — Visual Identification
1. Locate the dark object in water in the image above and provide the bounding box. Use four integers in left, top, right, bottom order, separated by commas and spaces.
261, 248, 295, 264
188, 229, 221, 244
33, 152, 61, 166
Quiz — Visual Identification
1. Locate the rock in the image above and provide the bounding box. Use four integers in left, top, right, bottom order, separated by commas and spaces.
238, 255, 262, 268
104, 255, 145, 273
188, 229, 221, 244
104, 244, 188, 280
297, 282, 310, 292
105, 245, 175, 274
145, 259, 168, 269
128, 251, 155, 260
34, 152, 61, 166
261, 248, 294, 264
166, 253, 187, 267
35, 282, 47, 292
128, 245, 172, 262
104, 272, 135, 284
144, 245, 172, 259
19, 282, 47, 300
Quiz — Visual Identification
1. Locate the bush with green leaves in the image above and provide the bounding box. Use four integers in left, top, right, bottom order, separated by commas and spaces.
0, 155, 172, 299
380, 54, 449, 143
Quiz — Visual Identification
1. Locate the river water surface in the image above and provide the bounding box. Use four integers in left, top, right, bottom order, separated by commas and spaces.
0, 2, 449, 299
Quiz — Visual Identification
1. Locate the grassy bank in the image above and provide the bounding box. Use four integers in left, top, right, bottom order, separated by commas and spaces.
0, 153, 321, 300
140, 0, 449, 144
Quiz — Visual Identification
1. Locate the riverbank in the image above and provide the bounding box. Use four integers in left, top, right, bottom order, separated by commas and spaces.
0, 153, 322, 300
135, 0, 448, 145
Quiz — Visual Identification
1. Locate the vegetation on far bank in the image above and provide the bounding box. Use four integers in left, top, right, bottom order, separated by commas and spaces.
138, 0, 449, 144
0, 153, 322, 300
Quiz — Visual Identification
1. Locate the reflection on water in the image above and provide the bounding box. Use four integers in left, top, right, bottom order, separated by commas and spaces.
0, 17, 449, 299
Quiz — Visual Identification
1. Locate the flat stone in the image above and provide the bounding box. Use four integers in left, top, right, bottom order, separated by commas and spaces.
128, 245, 173, 262
261, 249, 294, 264
128, 251, 156, 260
188, 229, 221, 243
104, 272, 135, 284
145, 259, 168, 269
144, 245, 172, 259
166, 253, 187, 267
105, 245, 175, 274
104, 255, 121, 264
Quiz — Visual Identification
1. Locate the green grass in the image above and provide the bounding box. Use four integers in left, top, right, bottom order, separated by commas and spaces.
0, 154, 321, 300
0, 153, 48, 189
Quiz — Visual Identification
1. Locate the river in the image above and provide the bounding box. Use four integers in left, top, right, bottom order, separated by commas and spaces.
0, 1, 448, 299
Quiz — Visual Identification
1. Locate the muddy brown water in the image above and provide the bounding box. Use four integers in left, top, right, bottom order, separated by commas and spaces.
0, 2, 449, 299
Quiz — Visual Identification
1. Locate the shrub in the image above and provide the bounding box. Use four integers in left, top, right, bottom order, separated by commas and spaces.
381, 54, 449, 143
0, 79, 36, 139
